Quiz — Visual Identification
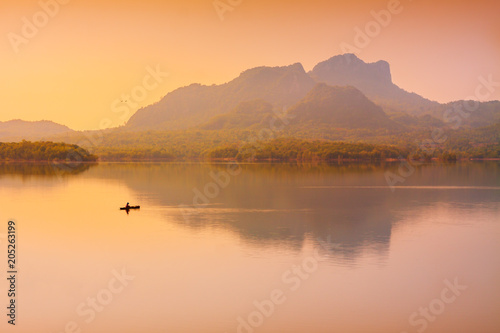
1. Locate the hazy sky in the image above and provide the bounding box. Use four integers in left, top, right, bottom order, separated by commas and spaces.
0, 0, 499, 130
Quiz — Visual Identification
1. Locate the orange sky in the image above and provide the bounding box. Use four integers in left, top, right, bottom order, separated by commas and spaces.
0, 0, 499, 130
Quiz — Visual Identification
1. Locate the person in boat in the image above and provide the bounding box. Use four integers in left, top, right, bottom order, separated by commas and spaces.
125, 202, 130, 209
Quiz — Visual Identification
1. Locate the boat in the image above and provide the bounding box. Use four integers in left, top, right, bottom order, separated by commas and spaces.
120, 206, 140, 210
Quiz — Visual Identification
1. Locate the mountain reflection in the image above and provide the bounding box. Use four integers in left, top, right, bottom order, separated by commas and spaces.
86, 162, 498, 262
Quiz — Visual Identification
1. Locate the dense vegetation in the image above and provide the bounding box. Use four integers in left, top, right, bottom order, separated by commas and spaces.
6, 123, 497, 162
205, 138, 406, 161
45, 125, 497, 162
0, 141, 97, 162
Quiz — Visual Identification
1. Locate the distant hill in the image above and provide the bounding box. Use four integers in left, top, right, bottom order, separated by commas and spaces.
4, 53, 498, 161
199, 99, 277, 130
126, 63, 316, 130
0, 141, 97, 162
0, 120, 73, 141
308, 54, 440, 115
287, 83, 396, 129
126, 54, 499, 132
198, 84, 396, 131
306, 54, 499, 127
433, 100, 500, 128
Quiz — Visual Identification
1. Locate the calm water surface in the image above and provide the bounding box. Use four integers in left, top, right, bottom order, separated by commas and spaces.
0, 162, 498, 333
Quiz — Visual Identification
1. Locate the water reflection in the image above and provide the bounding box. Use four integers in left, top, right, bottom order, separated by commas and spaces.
85, 161, 499, 263
0, 161, 96, 178
1, 161, 498, 333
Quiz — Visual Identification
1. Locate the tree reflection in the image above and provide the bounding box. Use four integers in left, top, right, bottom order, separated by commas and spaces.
0, 162, 96, 178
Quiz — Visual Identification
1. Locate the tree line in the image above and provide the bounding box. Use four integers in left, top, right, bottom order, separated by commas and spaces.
0, 141, 97, 162
45, 124, 499, 161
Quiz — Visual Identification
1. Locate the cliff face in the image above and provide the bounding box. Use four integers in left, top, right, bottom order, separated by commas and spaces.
309, 53, 439, 115
125, 53, 496, 131
126, 63, 316, 130
310, 54, 393, 87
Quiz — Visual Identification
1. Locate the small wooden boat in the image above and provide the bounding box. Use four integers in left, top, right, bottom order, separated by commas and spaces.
120, 206, 140, 210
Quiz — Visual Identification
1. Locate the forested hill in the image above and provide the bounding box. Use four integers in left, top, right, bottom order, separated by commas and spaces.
124, 54, 500, 131
126, 63, 315, 130
287, 84, 395, 129
0, 141, 97, 162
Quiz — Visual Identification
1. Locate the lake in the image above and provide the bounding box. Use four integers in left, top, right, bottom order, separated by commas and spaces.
0, 161, 499, 333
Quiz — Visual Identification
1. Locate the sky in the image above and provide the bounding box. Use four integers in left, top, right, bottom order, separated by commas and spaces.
0, 0, 499, 130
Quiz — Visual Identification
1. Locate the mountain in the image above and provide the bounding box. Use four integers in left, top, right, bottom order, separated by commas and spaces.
199, 84, 396, 131
287, 83, 395, 129
435, 100, 500, 128
199, 99, 277, 130
308, 54, 440, 115
8, 53, 496, 151
0, 120, 73, 142
125, 54, 499, 132
126, 63, 316, 130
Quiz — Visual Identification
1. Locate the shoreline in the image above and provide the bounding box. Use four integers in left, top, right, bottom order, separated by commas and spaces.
1, 158, 498, 164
